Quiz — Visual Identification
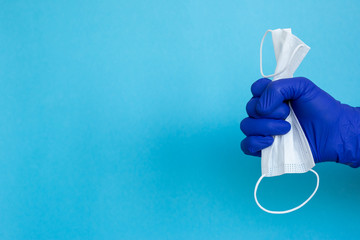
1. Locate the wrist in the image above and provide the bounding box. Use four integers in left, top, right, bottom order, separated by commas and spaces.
337, 105, 360, 167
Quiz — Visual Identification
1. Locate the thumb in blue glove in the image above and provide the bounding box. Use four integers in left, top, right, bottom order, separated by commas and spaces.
241, 77, 360, 167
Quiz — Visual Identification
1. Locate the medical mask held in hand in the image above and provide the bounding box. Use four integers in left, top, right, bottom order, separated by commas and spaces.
254, 28, 319, 214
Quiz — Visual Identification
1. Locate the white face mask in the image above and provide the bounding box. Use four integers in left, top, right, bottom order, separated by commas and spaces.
254, 29, 319, 214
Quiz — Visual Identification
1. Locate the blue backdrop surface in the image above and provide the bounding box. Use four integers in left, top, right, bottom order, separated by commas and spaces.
1, 0, 360, 239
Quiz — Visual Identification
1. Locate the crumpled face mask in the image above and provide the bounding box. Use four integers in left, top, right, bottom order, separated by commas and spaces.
254, 28, 320, 214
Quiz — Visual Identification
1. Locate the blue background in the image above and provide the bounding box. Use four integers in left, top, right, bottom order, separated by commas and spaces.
1, 0, 360, 239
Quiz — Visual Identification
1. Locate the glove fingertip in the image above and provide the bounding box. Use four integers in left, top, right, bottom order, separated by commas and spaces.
279, 121, 291, 135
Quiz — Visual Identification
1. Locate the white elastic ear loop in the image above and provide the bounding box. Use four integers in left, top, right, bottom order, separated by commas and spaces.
254, 169, 319, 214
260, 30, 306, 79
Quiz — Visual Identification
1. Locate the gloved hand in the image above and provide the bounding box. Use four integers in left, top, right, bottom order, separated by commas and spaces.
240, 77, 360, 167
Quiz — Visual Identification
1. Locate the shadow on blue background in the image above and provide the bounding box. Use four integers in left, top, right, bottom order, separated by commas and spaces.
1, 0, 360, 239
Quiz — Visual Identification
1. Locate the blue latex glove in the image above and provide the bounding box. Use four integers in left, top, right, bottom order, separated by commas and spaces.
240, 77, 360, 167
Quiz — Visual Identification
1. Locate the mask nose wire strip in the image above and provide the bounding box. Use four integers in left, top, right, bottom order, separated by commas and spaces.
254, 169, 319, 214
260, 30, 306, 79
